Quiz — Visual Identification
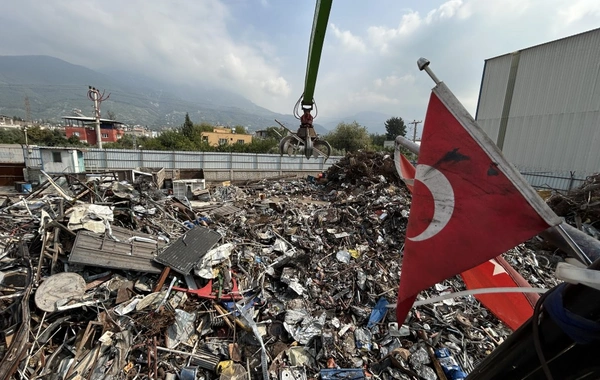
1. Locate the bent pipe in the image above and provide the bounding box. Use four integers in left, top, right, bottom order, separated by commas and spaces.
540, 224, 600, 263
395, 135, 420, 156
394, 134, 600, 263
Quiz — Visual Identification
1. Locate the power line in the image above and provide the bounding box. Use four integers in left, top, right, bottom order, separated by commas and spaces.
408, 119, 422, 142
24, 96, 31, 123
88, 86, 111, 148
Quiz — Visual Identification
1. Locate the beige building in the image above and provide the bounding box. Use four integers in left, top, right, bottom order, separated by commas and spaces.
201, 127, 253, 147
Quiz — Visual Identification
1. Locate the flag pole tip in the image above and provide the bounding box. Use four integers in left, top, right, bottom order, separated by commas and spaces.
417, 58, 430, 71
417, 57, 441, 85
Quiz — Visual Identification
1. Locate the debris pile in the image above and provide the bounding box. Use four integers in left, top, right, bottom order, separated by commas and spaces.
325, 151, 399, 188
547, 173, 600, 238
0, 163, 569, 380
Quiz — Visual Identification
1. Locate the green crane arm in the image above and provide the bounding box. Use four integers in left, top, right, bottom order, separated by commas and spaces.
301, 0, 333, 109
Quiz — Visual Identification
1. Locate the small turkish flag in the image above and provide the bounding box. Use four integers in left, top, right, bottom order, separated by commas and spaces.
460, 256, 539, 330
396, 82, 561, 324
394, 150, 416, 192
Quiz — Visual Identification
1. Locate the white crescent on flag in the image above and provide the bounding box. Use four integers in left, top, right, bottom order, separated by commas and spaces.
407, 164, 455, 242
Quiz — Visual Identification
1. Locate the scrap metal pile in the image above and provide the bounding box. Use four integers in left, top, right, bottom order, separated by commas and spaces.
0, 154, 578, 380
547, 173, 600, 238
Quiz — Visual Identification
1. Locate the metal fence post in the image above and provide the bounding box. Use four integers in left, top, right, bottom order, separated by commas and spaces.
568, 171, 576, 191
276, 155, 280, 176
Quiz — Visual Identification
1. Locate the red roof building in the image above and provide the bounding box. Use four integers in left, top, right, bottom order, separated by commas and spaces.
63, 116, 125, 145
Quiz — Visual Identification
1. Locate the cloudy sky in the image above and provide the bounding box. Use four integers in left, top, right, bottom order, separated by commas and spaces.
2, 0, 600, 122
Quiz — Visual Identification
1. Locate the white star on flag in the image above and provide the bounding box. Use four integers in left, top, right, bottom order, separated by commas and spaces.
490, 259, 508, 276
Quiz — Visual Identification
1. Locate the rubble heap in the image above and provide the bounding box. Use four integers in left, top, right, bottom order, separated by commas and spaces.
325, 151, 399, 189
547, 173, 600, 238
0, 162, 566, 380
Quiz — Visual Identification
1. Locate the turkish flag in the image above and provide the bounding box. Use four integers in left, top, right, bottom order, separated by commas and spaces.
394, 150, 416, 192
394, 145, 539, 330
460, 256, 539, 330
396, 82, 561, 324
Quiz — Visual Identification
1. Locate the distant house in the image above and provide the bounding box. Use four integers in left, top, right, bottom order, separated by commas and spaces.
254, 130, 268, 139
63, 116, 125, 145
125, 125, 154, 138
200, 127, 253, 147
0, 115, 14, 126
0, 115, 28, 128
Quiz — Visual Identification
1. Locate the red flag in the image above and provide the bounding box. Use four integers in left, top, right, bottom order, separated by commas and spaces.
460, 257, 539, 330
396, 82, 561, 324
394, 150, 416, 192
394, 146, 539, 330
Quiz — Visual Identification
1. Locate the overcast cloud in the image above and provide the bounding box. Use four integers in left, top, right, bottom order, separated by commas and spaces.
1, 0, 600, 123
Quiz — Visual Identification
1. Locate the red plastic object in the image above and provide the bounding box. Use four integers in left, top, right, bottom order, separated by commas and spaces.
172, 277, 243, 300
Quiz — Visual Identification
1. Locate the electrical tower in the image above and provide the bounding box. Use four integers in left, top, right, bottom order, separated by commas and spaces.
408, 119, 422, 142
24, 96, 31, 123
87, 86, 110, 148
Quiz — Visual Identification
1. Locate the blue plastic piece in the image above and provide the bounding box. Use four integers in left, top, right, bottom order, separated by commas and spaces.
435, 348, 467, 380
367, 298, 389, 328
320, 368, 365, 380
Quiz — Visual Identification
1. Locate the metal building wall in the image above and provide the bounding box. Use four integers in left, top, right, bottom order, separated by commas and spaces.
476, 28, 600, 180
475, 53, 512, 141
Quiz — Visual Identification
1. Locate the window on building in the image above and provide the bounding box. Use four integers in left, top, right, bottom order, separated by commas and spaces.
52, 152, 62, 163
218, 138, 228, 145
202, 136, 209, 142
73, 132, 80, 137
237, 139, 245, 144
102, 133, 109, 138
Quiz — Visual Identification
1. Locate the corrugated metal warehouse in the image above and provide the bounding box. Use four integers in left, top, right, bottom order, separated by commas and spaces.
475, 28, 600, 190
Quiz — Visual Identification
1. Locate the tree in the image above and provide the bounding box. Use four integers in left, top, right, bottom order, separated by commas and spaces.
384, 116, 406, 140
104, 134, 136, 149
325, 121, 371, 153
370, 133, 386, 149
0, 128, 25, 144
181, 113, 194, 139
234, 125, 246, 134
106, 110, 117, 121
196, 123, 214, 133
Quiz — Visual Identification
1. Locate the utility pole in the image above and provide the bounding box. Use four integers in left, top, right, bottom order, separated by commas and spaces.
87, 86, 110, 148
24, 96, 31, 124
408, 119, 422, 142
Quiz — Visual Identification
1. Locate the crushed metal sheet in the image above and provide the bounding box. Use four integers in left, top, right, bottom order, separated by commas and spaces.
68, 226, 165, 274
210, 204, 242, 218
154, 226, 222, 274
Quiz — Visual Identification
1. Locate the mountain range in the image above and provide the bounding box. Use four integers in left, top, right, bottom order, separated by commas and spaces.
0, 55, 396, 135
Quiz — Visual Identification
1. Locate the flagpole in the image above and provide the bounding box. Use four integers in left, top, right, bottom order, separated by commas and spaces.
417, 58, 441, 85
556, 223, 593, 265
414, 58, 597, 266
